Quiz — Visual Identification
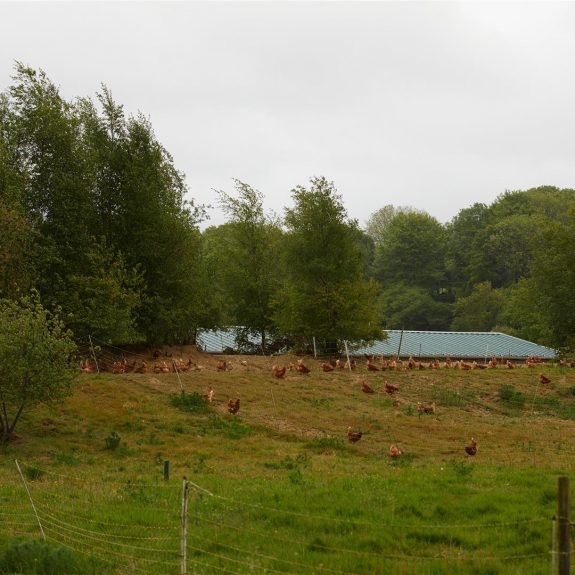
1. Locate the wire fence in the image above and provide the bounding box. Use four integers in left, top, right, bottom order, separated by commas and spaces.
0, 461, 557, 575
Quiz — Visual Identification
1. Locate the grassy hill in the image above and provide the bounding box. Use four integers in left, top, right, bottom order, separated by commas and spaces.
1, 350, 574, 574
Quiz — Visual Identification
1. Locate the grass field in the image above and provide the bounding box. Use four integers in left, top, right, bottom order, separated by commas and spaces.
1, 350, 575, 574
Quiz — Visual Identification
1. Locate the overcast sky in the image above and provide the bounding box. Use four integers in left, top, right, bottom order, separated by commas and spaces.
1, 1, 574, 228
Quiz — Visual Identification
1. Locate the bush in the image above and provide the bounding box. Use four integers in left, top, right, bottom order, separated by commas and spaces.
105, 431, 121, 450
0, 539, 99, 574
499, 384, 525, 409
169, 392, 210, 413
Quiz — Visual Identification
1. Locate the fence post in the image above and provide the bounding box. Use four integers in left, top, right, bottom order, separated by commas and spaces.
557, 476, 570, 575
15, 460, 46, 540
181, 477, 189, 575
344, 340, 352, 373
552, 515, 557, 575
88, 335, 100, 375
163, 460, 170, 481
312, 337, 317, 358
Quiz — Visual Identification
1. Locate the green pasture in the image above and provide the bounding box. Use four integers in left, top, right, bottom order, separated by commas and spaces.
2, 358, 575, 574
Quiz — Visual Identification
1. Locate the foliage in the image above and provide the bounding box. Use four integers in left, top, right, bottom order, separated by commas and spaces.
0, 539, 99, 574
169, 391, 211, 413
275, 176, 383, 341
104, 431, 122, 451
451, 282, 505, 332
210, 180, 282, 350
373, 211, 448, 294
380, 283, 452, 330
61, 239, 144, 343
528, 212, 575, 351
0, 292, 77, 444
0, 64, 213, 345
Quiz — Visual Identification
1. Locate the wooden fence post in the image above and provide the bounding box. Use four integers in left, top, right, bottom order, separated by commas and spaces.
558, 476, 570, 575
163, 460, 170, 481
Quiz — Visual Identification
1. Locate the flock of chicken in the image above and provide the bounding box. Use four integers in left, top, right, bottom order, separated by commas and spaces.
79, 351, 566, 461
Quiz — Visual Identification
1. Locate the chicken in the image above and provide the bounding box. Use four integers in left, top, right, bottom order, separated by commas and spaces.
322, 362, 334, 372
124, 360, 137, 373
384, 383, 399, 395
459, 361, 472, 370
417, 401, 436, 415
472, 361, 487, 370
160, 361, 170, 373
361, 381, 375, 394
344, 359, 357, 370
366, 360, 380, 372
203, 386, 214, 403
134, 361, 148, 374
539, 373, 551, 385
296, 359, 311, 374
465, 437, 477, 456
112, 361, 125, 374
389, 445, 403, 458
272, 365, 286, 379
227, 398, 240, 415
347, 427, 362, 443
152, 349, 161, 360
216, 360, 228, 372
80, 359, 96, 373
505, 360, 514, 369
335, 359, 344, 370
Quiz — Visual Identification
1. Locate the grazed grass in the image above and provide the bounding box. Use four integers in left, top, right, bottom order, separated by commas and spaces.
1, 356, 574, 574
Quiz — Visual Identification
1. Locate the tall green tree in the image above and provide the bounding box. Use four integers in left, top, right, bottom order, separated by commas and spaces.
213, 180, 282, 350
0, 293, 77, 444
274, 177, 382, 342
450, 282, 505, 332
373, 211, 448, 294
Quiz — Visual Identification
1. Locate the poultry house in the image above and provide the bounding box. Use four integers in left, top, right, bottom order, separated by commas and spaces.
227, 398, 240, 415
389, 445, 403, 458
361, 381, 375, 394
347, 427, 362, 443
465, 438, 477, 456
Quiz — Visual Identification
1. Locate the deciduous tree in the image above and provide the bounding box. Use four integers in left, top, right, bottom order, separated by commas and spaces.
0, 293, 77, 444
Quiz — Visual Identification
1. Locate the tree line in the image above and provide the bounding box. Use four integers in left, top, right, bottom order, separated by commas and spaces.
1, 64, 574, 353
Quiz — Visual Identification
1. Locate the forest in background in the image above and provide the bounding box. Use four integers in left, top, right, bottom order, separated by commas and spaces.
1, 64, 574, 352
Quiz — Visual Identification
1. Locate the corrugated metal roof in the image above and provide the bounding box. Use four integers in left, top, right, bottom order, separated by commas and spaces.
196, 328, 556, 359
354, 330, 556, 360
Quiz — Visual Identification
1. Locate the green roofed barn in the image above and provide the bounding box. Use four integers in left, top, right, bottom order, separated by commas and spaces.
197, 329, 556, 361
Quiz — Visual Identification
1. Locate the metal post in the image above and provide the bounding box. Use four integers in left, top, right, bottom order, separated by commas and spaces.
15, 460, 45, 540
172, 359, 184, 393
397, 330, 404, 359
344, 340, 352, 373
312, 337, 317, 358
181, 477, 189, 575
557, 476, 570, 575
88, 335, 100, 375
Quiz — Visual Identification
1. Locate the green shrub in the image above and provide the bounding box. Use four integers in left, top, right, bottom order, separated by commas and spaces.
0, 539, 99, 574
169, 391, 210, 413
499, 384, 525, 409
23, 465, 45, 481
104, 431, 121, 451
